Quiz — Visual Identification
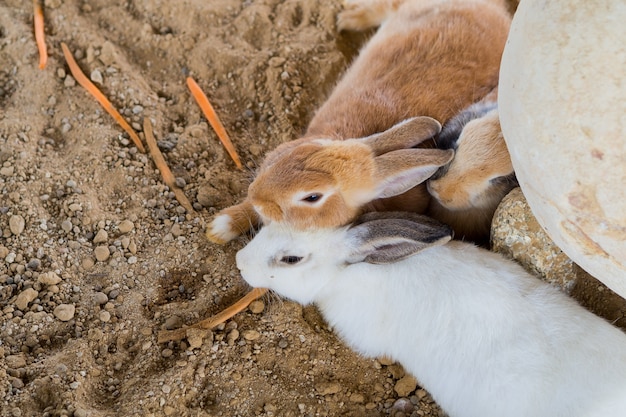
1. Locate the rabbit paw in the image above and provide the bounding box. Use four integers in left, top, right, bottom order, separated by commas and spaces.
338, 0, 383, 31
337, 0, 401, 31
206, 214, 240, 244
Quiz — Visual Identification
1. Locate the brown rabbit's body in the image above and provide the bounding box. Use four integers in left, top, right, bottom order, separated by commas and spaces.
207, 0, 512, 244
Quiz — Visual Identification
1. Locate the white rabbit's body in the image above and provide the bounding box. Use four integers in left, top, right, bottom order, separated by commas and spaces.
237, 213, 626, 417
318, 244, 626, 417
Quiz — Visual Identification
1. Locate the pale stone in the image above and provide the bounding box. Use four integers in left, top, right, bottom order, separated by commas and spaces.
54, 304, 75, 321
9, 215, 25, 236
248, 300, 265, 314
242, 329, 260, 341
38, 271, 63, 286
15, 288, 38, 310
93, 229, 108, 244
394, 375, 417, 397
186, 328, 212, 349
94, 246, 110, 262
491, 188, 577, 292
316, 381, 341, 396
499, 0, 626, 298
6, 354, 27, 369
118, 220, 134, 234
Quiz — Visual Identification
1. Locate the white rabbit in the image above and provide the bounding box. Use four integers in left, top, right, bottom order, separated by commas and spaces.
236, 211, 626, 417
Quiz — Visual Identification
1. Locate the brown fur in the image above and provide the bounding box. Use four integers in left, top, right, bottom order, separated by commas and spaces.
427, 108, 517, 243
206, 0, 512, 244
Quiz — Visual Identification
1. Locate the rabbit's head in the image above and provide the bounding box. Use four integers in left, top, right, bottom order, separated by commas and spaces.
246, 117, 453, 230
236, 211, 453, 305
427, 110, 515, 210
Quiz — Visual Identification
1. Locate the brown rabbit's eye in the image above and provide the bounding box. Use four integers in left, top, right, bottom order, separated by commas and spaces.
280, 256, 303, 265
302, 193, 322, 203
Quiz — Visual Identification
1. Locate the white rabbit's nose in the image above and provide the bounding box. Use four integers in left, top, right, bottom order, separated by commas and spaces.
235, 250, 247, 271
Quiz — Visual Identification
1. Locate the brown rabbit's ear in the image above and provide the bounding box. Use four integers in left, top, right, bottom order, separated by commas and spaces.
372, 148, 454, 199
359, 117, 442, 156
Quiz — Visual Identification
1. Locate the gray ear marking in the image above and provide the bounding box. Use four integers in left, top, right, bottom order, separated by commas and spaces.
360, 117, 442, 156
347, 212, 453, 264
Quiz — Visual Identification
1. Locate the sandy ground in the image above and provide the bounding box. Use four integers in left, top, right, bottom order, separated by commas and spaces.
0, 1, 624, 417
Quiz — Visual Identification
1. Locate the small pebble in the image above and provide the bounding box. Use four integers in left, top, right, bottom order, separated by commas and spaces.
26, 258, 41, 270
61, 220, 73, 233
9, 215, 25, 236
54, 304, 76, 321
99, 310, 111, 322
38, 271, 62, 285
82, 258, 95, 270
0, 166, 14, 176
15, 288, 38, 310
94, 292, 108, 305
242, 329, 260, 341
249, 300, 265, 314
64, 75, 76, 87
90, 69, 103, 84
74, 408, 88, 417
227, 329, 239, 345
186, 328, 212, 349
392, 398, 415, 414
118, 220, 134, 234
163, 316, 183, 330
350, 393, 365, 403
171, 224, 182, 237
394, 375, 418, 397
6, 354, 27, 368
161, 384, 171, 394
93, 229, 108, 244
175, 177, 186, 188
316, 381, 341, 396
94, 246, 110, 262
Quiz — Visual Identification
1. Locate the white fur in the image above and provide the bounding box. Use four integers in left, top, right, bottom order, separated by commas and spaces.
237, 222, 626, 417
206, 214, 238, 243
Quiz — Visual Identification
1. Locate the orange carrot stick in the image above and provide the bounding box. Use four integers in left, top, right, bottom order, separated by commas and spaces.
60, 42, 146, 153
33, 0, 47, 70
157, 287, 268, 343
186, 77, 243, 170
143, 118, 196, 214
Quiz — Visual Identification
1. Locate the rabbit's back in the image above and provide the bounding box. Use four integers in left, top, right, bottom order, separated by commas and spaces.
306, 0, 511, 139
318, 243, 626, 417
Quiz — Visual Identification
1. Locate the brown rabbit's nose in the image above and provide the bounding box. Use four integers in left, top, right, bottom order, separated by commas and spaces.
426, 181, 440, 199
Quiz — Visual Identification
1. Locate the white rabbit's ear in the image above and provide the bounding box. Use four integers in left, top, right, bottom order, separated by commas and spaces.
345, 212, 453, 264
372, 148, 454, 199
359, 116, 442, 156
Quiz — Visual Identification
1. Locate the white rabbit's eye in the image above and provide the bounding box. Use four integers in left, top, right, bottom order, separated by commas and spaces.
280, 255, 303, 265
302, 193, 322, 203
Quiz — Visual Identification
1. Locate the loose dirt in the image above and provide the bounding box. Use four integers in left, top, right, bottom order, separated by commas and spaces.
0, 1, 623, 417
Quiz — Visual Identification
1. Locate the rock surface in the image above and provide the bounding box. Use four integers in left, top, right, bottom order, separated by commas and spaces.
491, 188, 577, 292
492, 188, 626, 328
499, 0, 626, 297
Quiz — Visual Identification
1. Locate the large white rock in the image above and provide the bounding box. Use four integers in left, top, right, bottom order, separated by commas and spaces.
499, 0, 626, 298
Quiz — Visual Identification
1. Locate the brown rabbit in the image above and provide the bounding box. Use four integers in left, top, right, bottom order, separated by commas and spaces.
427, 88, 517, 244
206, 0, 511, 244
